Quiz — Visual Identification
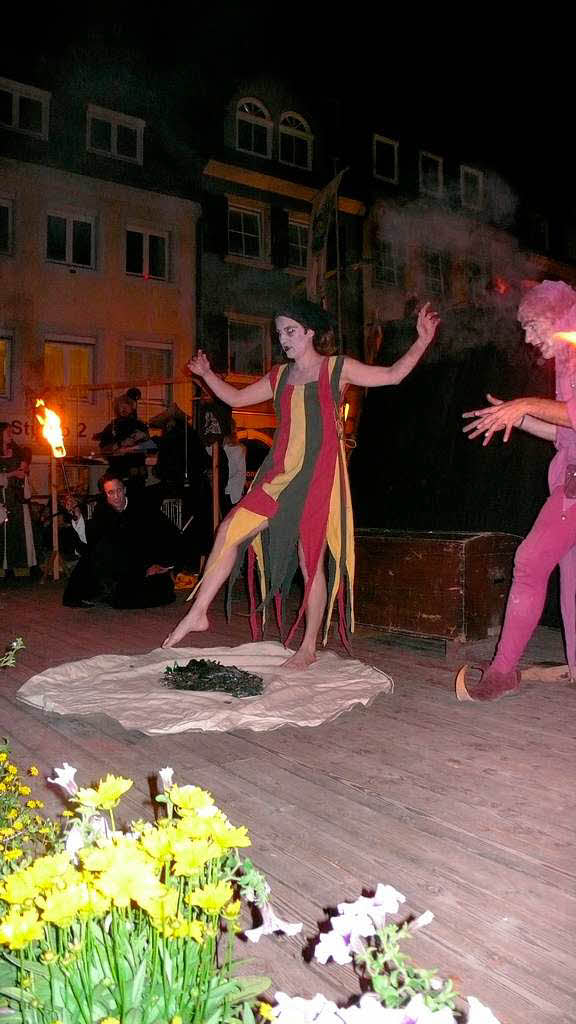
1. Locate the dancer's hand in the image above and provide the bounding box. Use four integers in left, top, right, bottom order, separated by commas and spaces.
416, 302, 441, 348
463, 393, 527, 445
187, 350, 212, 378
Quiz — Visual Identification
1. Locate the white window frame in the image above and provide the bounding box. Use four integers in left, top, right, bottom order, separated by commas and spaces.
374, 239, 404, 288
423, 247, 447, 297
226, 313, 271, 378
0, 76, 50, 139
279, 111, 313, 171
125, 226, 170, 280
419, 151, 443, 197
45, 210, 96, 269
287, 213, 309, 271
0, 198, 13, 255
227, 197, 270, 266
236, 97, 273, 159
86, 103, 145, 164
124, 341, 173, 407
460, 165, 483, 211
43, 335, 96, 403
373, 135, 399, 184
0, 333, 13, 399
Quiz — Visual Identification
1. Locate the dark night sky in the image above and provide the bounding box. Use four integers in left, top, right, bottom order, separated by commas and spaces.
6, 9, 574, 202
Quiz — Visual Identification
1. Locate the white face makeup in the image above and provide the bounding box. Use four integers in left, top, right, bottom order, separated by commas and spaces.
520, 316, 557, 360
275, 316, 314, 361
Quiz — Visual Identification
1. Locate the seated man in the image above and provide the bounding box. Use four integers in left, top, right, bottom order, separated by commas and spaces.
63, 473, 181, 609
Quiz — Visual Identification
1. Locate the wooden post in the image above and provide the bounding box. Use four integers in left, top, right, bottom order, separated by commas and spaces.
212, 443, 220, 533
50, 457, 60, 581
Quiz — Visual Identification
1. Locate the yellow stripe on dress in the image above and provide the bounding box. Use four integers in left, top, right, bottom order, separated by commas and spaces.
262, 383, 306, 502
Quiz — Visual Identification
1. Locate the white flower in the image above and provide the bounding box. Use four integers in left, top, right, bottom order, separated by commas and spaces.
244, 903, 303, 943
337, 993, 403, 1023
410, 910, 434, 932
337, 885, 406, 930
64, 823, 85, 862
47, 762, 78, 796
466, 997, 501, 1024
314, 928, 355, 965
272, 992, 340, 1024
157, 766, 174, 792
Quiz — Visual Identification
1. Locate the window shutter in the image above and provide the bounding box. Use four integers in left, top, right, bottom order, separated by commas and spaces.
203, 195, 228, 258
271, 207, 289, 268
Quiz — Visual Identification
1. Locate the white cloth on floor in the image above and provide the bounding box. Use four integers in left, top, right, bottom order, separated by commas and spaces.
16, 641, 393, 734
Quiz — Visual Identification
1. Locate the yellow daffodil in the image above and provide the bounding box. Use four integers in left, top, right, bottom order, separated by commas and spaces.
154, 915, 205, 941
0, 907, 45, 949
0, 752, 7, 762
18, 785, 31, 795
0, 868, 41, 904
94, 850, 164, 909
186, 881, 235, 914
138, 827, 175, 862
172, 1017, 183, 1024
169, 784, 215, 816
139, 885, 179, 922
258, 1002, 275, 1021
221, 899, 242, 920
172, 839, 222, 877
99, 1019, 121, 1024
37, 883, 90, 929
207, 815, 251, 850
29, 853, 73, 891
28, 765, 39, 776
7, 764, 18, 775
6, 809, 18, 820
172, 815, 214, 842
74, 774, 133, 810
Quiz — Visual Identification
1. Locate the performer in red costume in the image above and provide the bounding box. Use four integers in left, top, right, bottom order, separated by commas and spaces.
459, 280, 576, 700
163, 299, 439, 668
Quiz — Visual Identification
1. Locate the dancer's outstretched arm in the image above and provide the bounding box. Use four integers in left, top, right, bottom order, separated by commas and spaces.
463, 393, 570, 445
188, 350, 273, 407
341, 303, 440, 388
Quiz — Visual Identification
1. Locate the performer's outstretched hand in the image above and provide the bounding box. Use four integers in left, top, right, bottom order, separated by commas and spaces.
463, 393, 527, 445
416, 302, 441, 348
186, 349, 212, 378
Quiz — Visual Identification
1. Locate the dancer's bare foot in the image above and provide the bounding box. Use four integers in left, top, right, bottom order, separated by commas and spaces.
281, 647, 317, 671
162, 608, 210, 648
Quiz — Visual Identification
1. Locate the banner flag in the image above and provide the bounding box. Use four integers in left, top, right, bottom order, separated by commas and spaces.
306, 169, 346, 302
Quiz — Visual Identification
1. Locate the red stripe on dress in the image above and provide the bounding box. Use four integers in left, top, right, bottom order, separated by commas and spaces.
286, 359, 339, 646
234, 367, 294, 522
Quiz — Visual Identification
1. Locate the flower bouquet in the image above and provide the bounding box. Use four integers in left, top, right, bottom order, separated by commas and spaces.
0, 766, 271, 1024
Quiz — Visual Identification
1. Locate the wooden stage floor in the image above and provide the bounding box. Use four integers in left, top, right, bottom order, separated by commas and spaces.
1, 577, 575, 1024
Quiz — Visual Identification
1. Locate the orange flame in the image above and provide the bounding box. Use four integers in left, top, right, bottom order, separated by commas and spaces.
35, 399, 66, 458
554, 332, 576, 346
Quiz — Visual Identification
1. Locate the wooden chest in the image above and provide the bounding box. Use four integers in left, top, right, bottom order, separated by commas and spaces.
354, 530, 521, 642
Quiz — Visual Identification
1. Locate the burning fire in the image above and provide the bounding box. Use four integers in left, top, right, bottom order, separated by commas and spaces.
554, 332, 576, 346
35, 399, 66, 458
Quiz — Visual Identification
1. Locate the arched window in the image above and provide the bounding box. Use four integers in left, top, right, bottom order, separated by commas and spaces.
236, 98, 272, 158
279, 111, 313, 170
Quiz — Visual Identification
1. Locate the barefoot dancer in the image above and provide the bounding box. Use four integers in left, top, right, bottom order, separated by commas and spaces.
163, 299, 439, 666
459, 280, 576, 700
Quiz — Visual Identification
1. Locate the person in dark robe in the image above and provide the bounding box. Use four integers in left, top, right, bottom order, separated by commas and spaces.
94, 391, 153, 491
0, 422, 37, 576
63, 472, 181, 608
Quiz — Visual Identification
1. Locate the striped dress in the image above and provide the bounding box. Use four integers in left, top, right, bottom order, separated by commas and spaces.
224, 354, 355, 650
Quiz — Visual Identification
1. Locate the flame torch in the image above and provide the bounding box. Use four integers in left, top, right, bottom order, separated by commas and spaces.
35, 399, 69, 581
